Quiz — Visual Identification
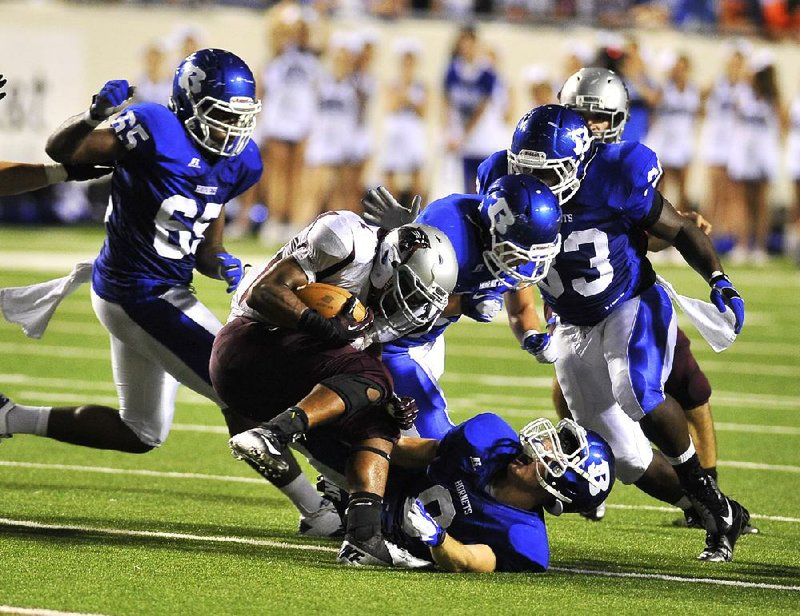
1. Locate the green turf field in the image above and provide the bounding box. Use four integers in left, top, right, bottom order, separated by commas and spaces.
0, 226, 798, 615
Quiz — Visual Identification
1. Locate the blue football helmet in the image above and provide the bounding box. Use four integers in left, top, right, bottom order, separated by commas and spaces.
507, 104, 593, 205
520, 417, 615, 515
169, 48, 261, 157
477, 174, 562, 286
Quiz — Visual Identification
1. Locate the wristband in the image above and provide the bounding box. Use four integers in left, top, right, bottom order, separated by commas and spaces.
82, 110, 103, 128
43, 164, 68, 186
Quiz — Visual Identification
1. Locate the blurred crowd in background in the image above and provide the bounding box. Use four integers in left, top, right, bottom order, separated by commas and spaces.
63, 0, 800, 40
3, 0, 800, 265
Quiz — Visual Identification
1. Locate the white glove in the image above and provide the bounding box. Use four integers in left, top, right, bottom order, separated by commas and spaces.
362, 186, 421, 229
406, 498, 446, 547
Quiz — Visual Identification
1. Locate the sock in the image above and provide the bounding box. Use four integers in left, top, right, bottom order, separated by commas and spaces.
705, 466, 718, 481
5, 403, 52, 436
345, 491, 383, 543
280, 475, 326, 517
265, 406, 309, 444
673, 496, 693, 511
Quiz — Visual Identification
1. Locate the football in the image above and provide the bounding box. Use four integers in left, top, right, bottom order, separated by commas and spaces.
295, 282, 368, 321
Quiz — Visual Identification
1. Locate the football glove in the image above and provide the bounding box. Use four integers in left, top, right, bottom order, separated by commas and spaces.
215, 252, 244, 293
64, 164, 114, 182
86, 80, 135, 126
407, 499, 446, 547
522, 329, 558, 364
385, 394, 418, 431
299, 296, 375, 347
362, 186, 421, 230
461, 290, 503, 323
709, 272, 744, 335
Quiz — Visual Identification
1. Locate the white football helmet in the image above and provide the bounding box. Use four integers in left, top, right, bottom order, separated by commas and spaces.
370, 224, 458, 333
559, 67, 629, 143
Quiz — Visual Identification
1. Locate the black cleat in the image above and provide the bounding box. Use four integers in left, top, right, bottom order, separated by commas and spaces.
228, 427, 289, 479
336, 535, 431, 568
698, 499, 750, 562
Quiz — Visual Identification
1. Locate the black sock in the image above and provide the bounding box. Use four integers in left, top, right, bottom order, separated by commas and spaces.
345, 492, 383, 543
705, 466, 718, 481
265, 406, 309, 444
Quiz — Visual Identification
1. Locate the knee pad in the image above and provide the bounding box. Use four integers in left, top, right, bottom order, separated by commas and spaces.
320, 374, 387, 416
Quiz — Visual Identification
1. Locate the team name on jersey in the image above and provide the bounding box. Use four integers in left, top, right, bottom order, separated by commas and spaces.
195, 185, 218, 196
455, 480, 473, 515
561, 213, 573, 223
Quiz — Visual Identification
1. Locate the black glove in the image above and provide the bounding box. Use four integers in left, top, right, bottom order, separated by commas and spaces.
385, 394, 419, 431
298, 295, 374, 347
64, 163, 114, 182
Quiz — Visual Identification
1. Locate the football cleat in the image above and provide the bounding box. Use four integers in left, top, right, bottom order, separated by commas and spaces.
298, 498, 344, 538
579, 501, 606, 522
228, 427, 289, 478
0, 393, 14, 443
678, 505, 759, 534
697, 499, 750, 562
336, 536, 432, 569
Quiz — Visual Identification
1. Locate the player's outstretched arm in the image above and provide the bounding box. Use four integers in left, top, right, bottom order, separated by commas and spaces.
391, 436, 438, 468
0, 161, 113, 197
46, 80, 132, 164
407, 499, 496, 573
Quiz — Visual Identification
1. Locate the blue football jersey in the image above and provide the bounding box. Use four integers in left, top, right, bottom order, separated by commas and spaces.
92, 103, 262, 302
538, 141, 662, 325
476, 149, 507, 195
384, 194, 528, 349
383, 413, 550, 572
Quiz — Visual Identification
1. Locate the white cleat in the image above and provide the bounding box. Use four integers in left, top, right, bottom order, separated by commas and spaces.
228, 427, 289, 478
336, 537, 432, 569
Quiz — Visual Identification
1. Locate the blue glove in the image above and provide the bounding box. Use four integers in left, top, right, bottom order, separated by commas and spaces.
407, 499, 446, 547
522, 330, 558, 364
88, 80, 135, 124
461, 290, 503, 323
216, 252, 244, 293
709, 272, 744, 335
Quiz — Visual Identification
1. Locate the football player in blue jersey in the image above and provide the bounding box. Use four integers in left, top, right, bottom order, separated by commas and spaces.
313, 412, 614, 572
363, 173, 565, 440
556, 67, 756, 532
0, 50, 262, 456
475, 103, 748, 563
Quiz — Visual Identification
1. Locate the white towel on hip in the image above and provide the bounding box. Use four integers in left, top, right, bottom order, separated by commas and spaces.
656, 274, 737, 352
0, 261, 93, 339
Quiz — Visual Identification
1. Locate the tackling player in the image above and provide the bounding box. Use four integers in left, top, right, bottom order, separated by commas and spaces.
1, 50, 261, 455
211, 213, 459, 567
476, 102, 749, 563
362, 174, 566, 440
312, 413, 614, 572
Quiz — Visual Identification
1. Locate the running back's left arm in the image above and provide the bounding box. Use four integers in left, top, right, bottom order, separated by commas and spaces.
505, 285, 542, 344
646, 191, 724, 282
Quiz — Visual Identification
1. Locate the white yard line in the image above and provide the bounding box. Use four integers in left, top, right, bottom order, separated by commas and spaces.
0, 607, 110, 616
0, 516, 796, 591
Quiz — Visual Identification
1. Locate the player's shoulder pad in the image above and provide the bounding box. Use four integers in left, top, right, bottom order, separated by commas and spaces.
476, 150, 507, 196
112, 102, 182, 155
124, 102, 180, 136
605, 141, 662, 192
306, 211, 369, 260
504, 522, 549, 572
459, 412, 520, 455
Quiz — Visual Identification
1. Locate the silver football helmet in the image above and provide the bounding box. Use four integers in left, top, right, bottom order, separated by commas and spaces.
370, 223, 458, 332
559, 68, 628, 143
